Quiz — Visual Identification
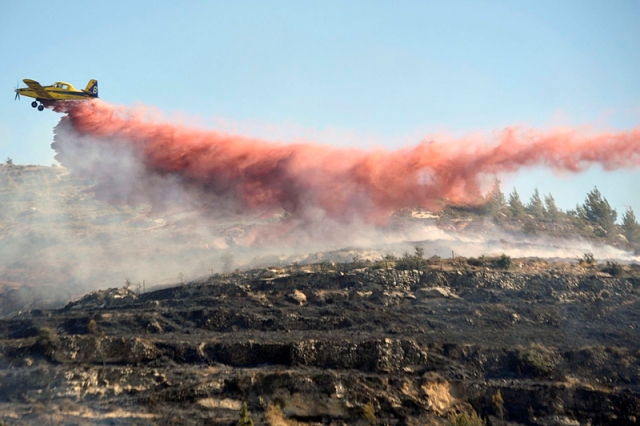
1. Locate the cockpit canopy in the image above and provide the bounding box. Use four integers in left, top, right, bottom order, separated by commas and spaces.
52, 82, 75, 90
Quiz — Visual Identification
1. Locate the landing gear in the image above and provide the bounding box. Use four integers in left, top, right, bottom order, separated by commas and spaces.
31, 101, 38, 108
37, 104, 44, 111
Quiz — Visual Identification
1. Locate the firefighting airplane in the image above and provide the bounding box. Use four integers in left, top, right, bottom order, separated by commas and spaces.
14, 79, 98, 111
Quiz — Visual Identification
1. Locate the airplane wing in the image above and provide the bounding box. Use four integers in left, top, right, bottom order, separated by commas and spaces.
23, 79, 54, 100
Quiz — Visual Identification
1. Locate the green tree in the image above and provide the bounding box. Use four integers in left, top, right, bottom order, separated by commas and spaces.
395, 247, 427, 270
483, 178, 506, 216
580, 187, 617, 236
567, 205, 590, 231
544, 193, 561, 220
236, 402, 254, 426
526, 188, 546, 218
622, 207, 640, 242
508, 188, 525, 218
494, 254, 513, 269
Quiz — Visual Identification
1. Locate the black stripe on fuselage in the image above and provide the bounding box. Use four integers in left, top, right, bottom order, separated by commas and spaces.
18, 89, 96, 99
35, 97, 94, 103
47, 90, 95, 97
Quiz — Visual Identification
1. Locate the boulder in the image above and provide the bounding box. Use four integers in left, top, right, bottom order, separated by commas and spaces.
416, 286, 456, 299
288, 289, 307, 306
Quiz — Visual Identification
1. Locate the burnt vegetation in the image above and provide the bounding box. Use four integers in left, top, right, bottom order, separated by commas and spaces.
0, 257, 639, 425
1, 164, 639, 424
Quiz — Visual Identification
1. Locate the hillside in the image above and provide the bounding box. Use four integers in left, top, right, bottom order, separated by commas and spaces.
1, 163, 639, 424
0, 259, 638, 425
1, 164, 638, 316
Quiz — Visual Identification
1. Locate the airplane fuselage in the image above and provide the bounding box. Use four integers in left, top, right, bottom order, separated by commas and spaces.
17, 89, 92, 101
16, 81, 95, 101
14, 79, 98, 110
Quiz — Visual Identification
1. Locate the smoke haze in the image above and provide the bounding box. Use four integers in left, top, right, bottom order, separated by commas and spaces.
52, 100, 640, 230
2, 99, 639, 314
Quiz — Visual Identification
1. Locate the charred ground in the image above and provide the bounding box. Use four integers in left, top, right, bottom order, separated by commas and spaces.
0, 258, 639, 425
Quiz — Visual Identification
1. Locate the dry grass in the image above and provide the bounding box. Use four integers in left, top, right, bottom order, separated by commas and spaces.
422, 381, 457, 416
265, 403, 301, 426
362, 402, 376, 422
447, 410, 485, 426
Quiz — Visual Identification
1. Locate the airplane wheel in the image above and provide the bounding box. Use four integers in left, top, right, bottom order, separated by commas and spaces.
31, 101, 38, 108
37, 105, 44, 111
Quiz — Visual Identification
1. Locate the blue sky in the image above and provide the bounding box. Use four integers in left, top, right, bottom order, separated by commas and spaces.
1, 1, 639, 217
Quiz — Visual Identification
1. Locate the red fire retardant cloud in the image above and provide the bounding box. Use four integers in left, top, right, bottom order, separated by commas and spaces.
52, 100, 640, 223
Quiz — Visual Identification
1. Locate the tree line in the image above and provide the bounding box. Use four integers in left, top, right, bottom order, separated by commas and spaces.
446, 180, 640, 245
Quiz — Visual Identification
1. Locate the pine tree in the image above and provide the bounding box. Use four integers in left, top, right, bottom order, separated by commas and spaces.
527, 188, 546, 218
622, 207, 640, 242
484, 178, 506, 216
508, 188, 525, 218
544, 193, 561, 220
580, 187, 617, 235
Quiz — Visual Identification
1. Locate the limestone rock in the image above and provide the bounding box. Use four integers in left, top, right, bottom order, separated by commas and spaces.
416, 286, 456, 299
288, 289, 307, 305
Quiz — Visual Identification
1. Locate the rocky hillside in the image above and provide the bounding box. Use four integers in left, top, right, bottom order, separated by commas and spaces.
1, 259, 638, 425
1, 164, 637, 317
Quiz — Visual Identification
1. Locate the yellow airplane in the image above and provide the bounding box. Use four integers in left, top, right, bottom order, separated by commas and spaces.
14, 79, 98, 111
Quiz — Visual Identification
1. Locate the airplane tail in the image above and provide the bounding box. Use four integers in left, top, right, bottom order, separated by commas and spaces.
85, 79, 98, 97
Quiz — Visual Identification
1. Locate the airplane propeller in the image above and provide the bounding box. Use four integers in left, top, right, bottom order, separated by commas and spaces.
14, 82, 20, 100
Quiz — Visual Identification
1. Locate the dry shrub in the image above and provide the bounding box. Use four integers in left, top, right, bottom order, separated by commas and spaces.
35, 327, 59, 358
517, 345, 557, 378
447, 410, 485, 426
362, 401, 376, 422
491, 389, 505, 419
87, 319, 97, 334
265, 403, 300, 426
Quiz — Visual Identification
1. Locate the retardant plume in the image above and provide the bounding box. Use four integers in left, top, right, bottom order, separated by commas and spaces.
52, 100, 640, 225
